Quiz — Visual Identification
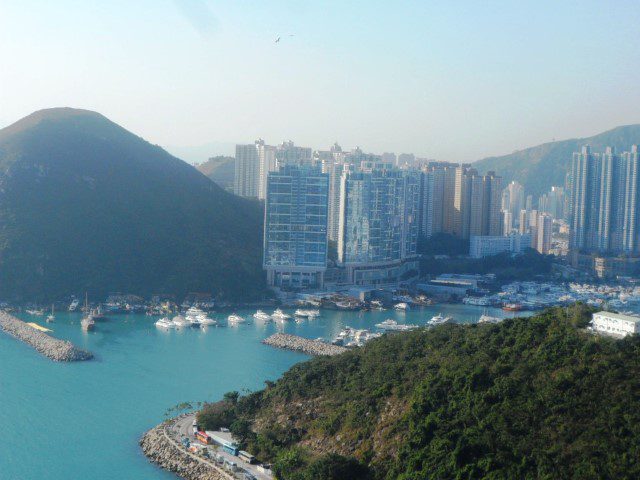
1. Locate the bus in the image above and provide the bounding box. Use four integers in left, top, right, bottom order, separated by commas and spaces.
195, 431, 212, 445
238, 450, 256, 464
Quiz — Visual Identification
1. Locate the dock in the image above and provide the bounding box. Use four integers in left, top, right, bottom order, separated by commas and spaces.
0, 311, 93, 362
262, 333, 348, 356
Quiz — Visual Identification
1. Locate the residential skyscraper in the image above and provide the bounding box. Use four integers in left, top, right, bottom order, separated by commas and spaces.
263, 164, 329, 288
536, 213, 552, 254
234, 143, 260, 198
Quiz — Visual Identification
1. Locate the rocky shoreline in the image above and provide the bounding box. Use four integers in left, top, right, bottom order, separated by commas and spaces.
262, 333, 348, 356
0, 311, 93, 362
140, 421, 231, 480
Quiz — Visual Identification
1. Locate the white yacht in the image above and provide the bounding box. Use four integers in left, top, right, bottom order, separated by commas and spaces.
155, 317, 175, 329
26, 309, 44, 316
394, 302, 410, 311
198, 316, 217, 326
172, 315, 190, 328
81, 316, 95, 331
294, 309, 320, 318
271, 309, 291, 321
46, 304, 55, 323
428, 313, 452, 326
253, 310, 272, 321
375, 319, 419, 332
227, 314, 246, 324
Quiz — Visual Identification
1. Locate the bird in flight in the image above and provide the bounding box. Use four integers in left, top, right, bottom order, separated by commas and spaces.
275, 36, 281, 43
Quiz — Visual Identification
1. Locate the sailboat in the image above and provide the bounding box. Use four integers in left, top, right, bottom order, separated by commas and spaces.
46, 304, 55, 323
81, 293, 95, 331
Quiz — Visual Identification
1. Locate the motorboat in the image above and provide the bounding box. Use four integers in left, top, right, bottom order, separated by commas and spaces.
26, 309, 44, 316
253, 310, 272, 321
227, 314, 246, 324
271, 309, 291, 321
375, 319, 419, 332
394, 302, 410, 311
294, 309, 320, 318
155, 317, 175, 329
46, 304, 55, 323
172, 315, 190, 328
81, 316, 95, 331
199, 316, 218, 326
68, 299, 80, 312
428, 313, 452, 326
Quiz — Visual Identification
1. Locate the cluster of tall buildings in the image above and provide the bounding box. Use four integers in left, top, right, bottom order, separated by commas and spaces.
243, 140, 504, 288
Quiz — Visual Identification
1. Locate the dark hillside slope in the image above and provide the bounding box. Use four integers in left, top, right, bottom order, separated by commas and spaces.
199, 306, 640, 479
0, 108, 265, 301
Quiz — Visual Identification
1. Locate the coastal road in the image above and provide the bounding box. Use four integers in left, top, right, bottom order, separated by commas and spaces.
172, 414, 272, 480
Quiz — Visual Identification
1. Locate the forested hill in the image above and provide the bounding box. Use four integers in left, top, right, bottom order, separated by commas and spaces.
198, 305, 640, 480
0, 108, 265, 301
474, 124, 640, 196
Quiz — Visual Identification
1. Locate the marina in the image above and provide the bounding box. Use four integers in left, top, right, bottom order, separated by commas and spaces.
0, 303, 537, 479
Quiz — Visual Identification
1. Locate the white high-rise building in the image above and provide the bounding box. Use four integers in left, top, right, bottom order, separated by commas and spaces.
234, 143, 260, 198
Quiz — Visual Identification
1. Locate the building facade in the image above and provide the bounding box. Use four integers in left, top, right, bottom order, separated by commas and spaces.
263, 165, 329, 288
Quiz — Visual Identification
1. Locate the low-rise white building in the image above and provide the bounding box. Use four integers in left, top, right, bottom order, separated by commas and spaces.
469, 233, 532, 258
591, 311, 640, 337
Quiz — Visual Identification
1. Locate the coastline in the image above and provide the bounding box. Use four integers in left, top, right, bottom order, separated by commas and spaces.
140, 417, 232, 480
0, 311, 93, 362
262, 332, 349, 356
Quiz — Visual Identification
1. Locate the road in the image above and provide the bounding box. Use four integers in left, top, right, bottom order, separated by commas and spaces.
171, 414, 272, 480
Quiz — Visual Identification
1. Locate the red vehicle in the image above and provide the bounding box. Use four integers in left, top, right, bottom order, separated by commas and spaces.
195, 431, 212, 445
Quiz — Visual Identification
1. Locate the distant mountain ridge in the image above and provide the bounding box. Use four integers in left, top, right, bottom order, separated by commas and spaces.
0, 108, 265, 301
196, 156, 235, 191
474, 124, 640, 196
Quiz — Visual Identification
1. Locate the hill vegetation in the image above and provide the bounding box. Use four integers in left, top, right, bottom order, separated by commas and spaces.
0, 108, 265, 301
196, 155, 235, 191
474, 124, 640, 196
198, 305, 640, 479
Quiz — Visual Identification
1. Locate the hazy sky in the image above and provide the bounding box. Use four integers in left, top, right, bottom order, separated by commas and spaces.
1, 1, 640, 162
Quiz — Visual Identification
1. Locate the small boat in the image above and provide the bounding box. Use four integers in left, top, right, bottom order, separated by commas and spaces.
227, 314, 245, 324
253, 310, 272, 321
155, 317, 175, 329
46, 304, 55, 323
375, 319, 419, 332
26, 309, 44, 316
294, 309, 320, 318
394, 302, 410, 311
81, 293, 95, 331
199, 316, 217, 326
502, 303, 522, 312
428, 313, 452, 326
370, 300, 386, 311
271, 309, 291, 321
68, 299, 80, 312
172, 315, 190, 328
90, 304, 107, 321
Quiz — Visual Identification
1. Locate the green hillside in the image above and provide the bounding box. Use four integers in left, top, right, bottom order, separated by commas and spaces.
198, 305, 640, 479
474, 124, 640, 196
196, 155, 235, 191
0, 108, 265, 301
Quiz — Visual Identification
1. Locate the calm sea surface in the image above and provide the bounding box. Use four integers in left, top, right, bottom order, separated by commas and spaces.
0, 305, 523, 479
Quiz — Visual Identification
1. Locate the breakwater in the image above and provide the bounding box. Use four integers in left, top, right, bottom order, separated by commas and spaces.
263, 333, 348, 356
0, 311, 92, 361
140, 421, 231, 480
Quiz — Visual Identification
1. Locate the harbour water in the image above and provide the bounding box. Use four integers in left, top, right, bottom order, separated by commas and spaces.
0, 304, 521, 479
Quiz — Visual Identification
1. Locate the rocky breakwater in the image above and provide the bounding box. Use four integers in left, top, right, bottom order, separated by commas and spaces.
140, 421, 231, 480
0, 311, 93, 361
263, 333, 348, 356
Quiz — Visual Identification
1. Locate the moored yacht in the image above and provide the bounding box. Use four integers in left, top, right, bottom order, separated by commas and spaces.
68, 299, 80, 312
227, 314, 246, 324
46, 304, 55, 323
198, 316, 217, 327
271, 309, 291, 321
172, 315, 190, 328
394, 302, 410, 311
428, 313, 452, 326
155, 317, 175, 329
375, 319, 419, 332
253, 310, 272, 321
294, 309, 320, 318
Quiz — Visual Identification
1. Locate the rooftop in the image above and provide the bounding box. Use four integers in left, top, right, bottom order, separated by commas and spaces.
593, 311, 640, 323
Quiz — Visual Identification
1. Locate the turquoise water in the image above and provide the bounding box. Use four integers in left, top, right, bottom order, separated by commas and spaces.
0, 305, 517, 479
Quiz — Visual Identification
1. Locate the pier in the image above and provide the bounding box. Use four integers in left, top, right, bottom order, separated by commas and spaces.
262, 333, 348, 356
0, 311, 93, 362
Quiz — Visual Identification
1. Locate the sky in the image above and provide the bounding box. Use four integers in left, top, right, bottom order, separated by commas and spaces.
1, 0, 640, 163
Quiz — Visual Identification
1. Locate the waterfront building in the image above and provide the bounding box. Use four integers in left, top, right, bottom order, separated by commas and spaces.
591, 311, 640, 337
337, 168, 419, 285
234, 143, 260, 198
469, 233, 532, 258
263, 164, 329, 288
